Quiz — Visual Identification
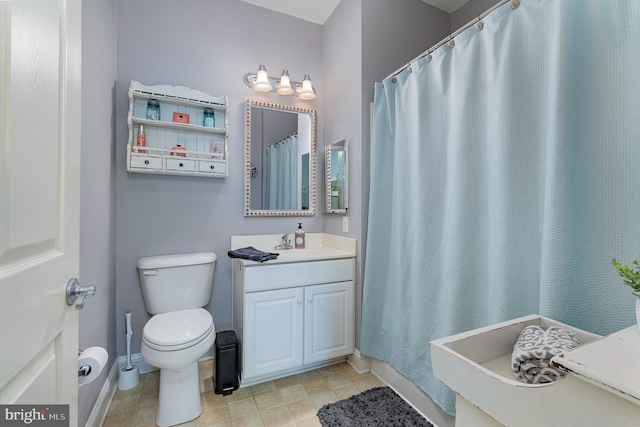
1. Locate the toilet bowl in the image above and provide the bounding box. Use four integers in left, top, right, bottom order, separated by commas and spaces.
137, 252, 217, 427
141, 308, 215, 427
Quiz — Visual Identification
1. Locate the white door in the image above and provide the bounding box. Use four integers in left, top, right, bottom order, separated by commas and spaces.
0, 0, 82, 425
304, 281, 355, 364
243, 288, 304, 380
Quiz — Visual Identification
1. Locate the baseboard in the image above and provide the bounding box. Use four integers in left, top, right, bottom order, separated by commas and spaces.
84, 360, 119, 427
346, 349, 370, 374
369, 358, 455, 427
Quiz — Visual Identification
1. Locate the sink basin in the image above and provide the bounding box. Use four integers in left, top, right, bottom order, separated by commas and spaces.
276, 248, 323, 259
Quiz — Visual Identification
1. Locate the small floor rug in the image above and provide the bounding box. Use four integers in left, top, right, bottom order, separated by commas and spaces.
317, 386, 434, 426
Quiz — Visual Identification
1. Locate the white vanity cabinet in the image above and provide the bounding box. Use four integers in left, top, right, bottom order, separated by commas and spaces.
126, 80, 229, 178
232, 256, 355, 386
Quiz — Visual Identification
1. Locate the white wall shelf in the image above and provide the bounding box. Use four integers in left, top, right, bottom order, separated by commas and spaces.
126, 80, 229, 178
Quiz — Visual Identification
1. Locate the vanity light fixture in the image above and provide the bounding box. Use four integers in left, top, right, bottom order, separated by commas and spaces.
244, 65, 316, 100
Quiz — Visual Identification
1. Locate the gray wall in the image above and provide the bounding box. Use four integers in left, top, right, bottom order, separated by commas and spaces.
79, 0, 117, 425
115, 0, 324, 356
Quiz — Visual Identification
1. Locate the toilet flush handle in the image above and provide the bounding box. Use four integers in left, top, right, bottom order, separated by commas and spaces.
142, 270, 158, 276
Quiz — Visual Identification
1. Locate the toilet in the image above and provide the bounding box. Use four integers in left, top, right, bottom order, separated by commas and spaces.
137, 252, 217, 427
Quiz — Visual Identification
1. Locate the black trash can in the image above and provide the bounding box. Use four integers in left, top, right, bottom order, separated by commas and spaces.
214, 330, 240, 395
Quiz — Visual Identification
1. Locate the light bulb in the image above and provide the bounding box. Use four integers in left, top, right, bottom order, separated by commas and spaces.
276, 70, 294, 95
253, 64, 272, 92
298, 74, 316, 100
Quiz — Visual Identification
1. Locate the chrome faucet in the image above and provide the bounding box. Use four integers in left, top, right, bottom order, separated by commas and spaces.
274, 234, 293, 250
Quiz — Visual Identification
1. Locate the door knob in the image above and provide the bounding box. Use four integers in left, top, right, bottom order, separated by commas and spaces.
66, 278, 96, 310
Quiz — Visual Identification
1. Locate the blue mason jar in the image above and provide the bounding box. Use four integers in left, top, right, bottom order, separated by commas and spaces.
146, 99, 161, 120
203, 108, 215, 127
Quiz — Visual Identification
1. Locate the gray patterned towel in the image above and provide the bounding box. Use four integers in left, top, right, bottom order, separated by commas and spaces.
227, 246, 279, 262
511, 325, 580, 384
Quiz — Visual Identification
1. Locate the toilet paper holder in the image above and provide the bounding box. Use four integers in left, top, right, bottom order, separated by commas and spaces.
78, 364, 92, 377
66, 278, 96, 310
77, 347, 109, 385
78, 349, 92, 377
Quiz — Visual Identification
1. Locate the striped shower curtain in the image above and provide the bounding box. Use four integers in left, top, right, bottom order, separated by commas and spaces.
266, 134, 299, 210
361, 0, 640, 415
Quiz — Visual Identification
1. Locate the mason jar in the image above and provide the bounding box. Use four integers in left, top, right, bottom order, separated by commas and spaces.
203, 108, 215, 127
146, 99, 161, 120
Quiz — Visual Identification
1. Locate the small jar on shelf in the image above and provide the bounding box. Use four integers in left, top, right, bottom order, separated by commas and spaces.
171, 145, 186, 157
203, 108, 215, 127
146, 99, 161, 120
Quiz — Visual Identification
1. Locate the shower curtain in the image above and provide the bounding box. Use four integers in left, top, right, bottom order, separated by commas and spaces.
266, 134, 299, 210
361, 0, 640, 416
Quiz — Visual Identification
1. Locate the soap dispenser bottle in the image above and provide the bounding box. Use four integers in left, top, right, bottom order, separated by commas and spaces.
295, 223, 305, 249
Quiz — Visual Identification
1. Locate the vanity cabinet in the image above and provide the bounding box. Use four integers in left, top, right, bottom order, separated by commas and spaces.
126, 80, 229, 178
232, 257, 355, 385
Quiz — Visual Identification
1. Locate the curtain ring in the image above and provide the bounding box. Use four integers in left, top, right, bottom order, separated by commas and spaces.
447, 35, 455, 48
476, 16, 484, 31
511, 0, 520, 9
426, 54, 432, 63
407, 66, 412, 74
391, 76, 398, 83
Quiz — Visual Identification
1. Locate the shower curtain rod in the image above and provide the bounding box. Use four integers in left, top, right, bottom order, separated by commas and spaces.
384, 0, 514, 80
272, 132, 298, 146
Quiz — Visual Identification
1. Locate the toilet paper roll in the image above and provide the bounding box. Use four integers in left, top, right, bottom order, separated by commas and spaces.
78, 346, 108, 386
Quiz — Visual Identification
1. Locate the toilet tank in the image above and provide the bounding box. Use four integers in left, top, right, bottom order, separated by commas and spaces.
137, 252, 216, 314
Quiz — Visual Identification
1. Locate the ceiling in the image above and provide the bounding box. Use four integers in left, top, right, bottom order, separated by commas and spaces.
239, 0, 469, 25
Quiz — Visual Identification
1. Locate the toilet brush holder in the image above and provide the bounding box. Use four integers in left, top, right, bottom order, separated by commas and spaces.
118, 311, 140, 390
118, 363, 139, 390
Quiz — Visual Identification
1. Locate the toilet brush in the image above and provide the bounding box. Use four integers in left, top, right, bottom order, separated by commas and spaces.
118, 311, 140, 390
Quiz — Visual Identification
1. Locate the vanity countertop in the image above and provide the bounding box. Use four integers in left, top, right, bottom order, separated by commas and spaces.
230, 233, 356, 265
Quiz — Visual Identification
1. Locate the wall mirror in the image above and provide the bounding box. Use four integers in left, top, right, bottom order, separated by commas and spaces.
245, 100, 317, 216
325, 139, 348, 214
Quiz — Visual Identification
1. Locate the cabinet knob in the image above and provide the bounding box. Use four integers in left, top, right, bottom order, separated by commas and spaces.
297, 298, 302, 304
210, 165, 215, 170
307, 297, 313, 303
179, 162, 184, 167
144, 160, 149, 165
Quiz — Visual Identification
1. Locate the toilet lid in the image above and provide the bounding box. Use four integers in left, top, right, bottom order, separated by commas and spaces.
143, 308, 213, 348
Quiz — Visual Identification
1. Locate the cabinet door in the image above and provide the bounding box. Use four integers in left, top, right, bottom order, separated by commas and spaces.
244, 287, 304, 379
304, 281, 355, 364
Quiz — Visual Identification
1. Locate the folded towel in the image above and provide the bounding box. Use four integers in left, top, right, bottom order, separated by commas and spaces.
228, 246, 279, 263
511, 325, 580, 384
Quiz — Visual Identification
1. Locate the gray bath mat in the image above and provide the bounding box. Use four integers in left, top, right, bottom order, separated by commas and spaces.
317, 386, 433, 426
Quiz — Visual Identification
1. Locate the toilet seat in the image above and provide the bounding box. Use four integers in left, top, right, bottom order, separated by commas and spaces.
143, 308, 214, 351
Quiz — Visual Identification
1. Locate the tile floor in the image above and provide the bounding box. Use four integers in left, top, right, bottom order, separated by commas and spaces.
103, 362, 385, 427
